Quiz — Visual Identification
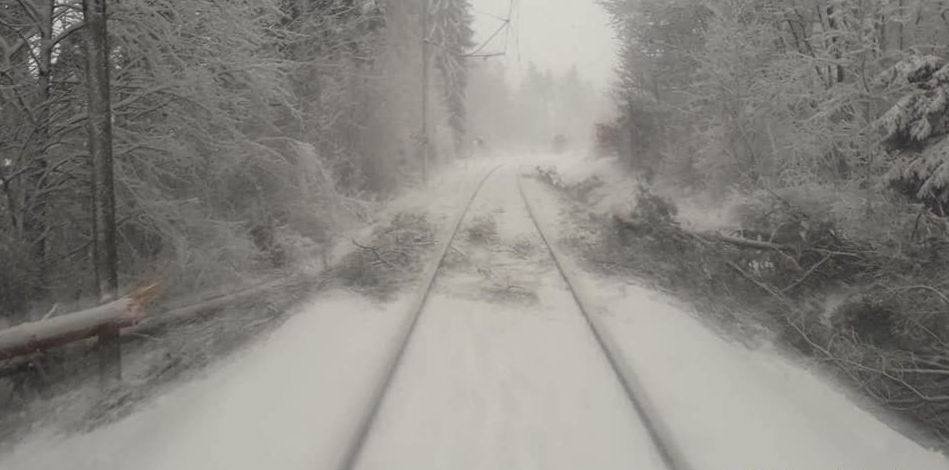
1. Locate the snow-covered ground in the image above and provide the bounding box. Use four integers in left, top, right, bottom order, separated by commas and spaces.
353, 169, 666, 469
1, 158, 946, 469
0, 292, 416, 470
522, 173, 949, 469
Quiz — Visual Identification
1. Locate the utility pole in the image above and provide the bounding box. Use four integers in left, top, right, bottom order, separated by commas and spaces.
420, 0, 431, 185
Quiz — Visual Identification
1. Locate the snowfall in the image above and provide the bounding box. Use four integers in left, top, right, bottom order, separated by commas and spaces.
1, 157, 946, 470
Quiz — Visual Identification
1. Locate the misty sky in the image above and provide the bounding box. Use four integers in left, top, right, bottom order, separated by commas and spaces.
470, 0, 618, 90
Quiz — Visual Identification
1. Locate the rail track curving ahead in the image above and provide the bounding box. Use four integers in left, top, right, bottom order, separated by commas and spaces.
338, 167, 691, 470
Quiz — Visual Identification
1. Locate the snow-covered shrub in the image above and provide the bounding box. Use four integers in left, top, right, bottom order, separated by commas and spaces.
630, 186, 678, 227
335, 212, 434, 298
732, 185, 838, 247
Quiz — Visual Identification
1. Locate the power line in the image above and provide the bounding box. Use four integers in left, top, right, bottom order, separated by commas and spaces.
466, 18, 508, 57
464, 0, 516, 59
471, 7, 507, 22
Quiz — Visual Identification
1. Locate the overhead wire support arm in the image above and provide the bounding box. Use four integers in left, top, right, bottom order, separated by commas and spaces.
461, 0, 516, 60
472, 8, 508, 22
466, 52, 506, 59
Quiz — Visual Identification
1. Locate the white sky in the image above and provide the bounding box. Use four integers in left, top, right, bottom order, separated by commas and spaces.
470, 0, 619, 90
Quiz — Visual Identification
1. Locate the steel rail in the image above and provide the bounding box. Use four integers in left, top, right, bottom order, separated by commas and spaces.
338, 165, 503, 470
517, 175, 695, 470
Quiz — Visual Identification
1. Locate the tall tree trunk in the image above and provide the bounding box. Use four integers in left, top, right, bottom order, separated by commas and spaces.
25, 0, 55, 293
82, 0, 120, 382
826, 4, 846, 84
82, 0, 118, 303
898, 0, 906, 50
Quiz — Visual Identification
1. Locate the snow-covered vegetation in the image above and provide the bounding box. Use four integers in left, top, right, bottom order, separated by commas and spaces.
4, 0, 949, 465
589, 0, 949, 445
0, 0, 475, 321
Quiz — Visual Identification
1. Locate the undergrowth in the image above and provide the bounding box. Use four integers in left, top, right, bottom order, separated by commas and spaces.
333, 212, 435, 298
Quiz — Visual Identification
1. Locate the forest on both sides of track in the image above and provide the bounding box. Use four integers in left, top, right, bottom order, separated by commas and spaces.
4, 0, 949, 460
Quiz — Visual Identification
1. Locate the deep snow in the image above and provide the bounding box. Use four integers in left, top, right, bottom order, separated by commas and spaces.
0, 158, 946, 469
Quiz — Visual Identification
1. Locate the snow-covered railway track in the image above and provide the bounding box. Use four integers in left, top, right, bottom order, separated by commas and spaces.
517, 175, 692, 470
5, 164, 946, 470
337, 165, 502, 470
339, 167, 690, 470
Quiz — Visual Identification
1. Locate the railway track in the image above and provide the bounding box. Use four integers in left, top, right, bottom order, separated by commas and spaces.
339, 167, 691, 470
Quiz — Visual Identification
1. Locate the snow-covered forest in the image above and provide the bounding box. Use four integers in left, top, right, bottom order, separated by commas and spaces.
2, 0, 949, 468
0, 0, 610, 326
599, 0, 949, 209
0, 0, 478, 317
599, 0, 949, 445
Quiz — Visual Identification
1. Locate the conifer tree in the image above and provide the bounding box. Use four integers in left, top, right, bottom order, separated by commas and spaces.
430, 0, 474, 153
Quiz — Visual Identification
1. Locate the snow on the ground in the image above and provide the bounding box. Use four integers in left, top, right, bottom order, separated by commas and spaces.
0, 292, 415, 470
521, 172, 949, 469
593, 280, 949, 469
353, 169, 666, 470
3, 157, 945, 470
355, 287, 665, 470
0, 161, 494, 470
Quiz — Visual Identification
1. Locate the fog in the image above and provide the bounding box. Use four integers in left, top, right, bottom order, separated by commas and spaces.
472, 0, 619, 90
467, 0, 618, 153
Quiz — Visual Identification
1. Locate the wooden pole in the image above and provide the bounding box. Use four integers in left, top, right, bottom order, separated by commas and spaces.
421, 0, 431, 185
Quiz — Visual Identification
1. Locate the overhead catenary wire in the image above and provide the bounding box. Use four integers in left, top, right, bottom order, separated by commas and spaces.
472, 7, 507, 22
464, 0, 516, 59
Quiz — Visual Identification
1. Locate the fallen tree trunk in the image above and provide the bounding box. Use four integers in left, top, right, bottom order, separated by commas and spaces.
0, 295, 149, 361
125, 276, 296, 336
613, 215, 789, 249
707, 233, 789, 251
0, 277, 295, 376
613, 215, 861, 259
0, 276, 297, 367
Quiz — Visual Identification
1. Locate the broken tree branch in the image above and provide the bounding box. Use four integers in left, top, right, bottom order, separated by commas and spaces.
352, 238, 406, 272
783, 252, 833, 293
